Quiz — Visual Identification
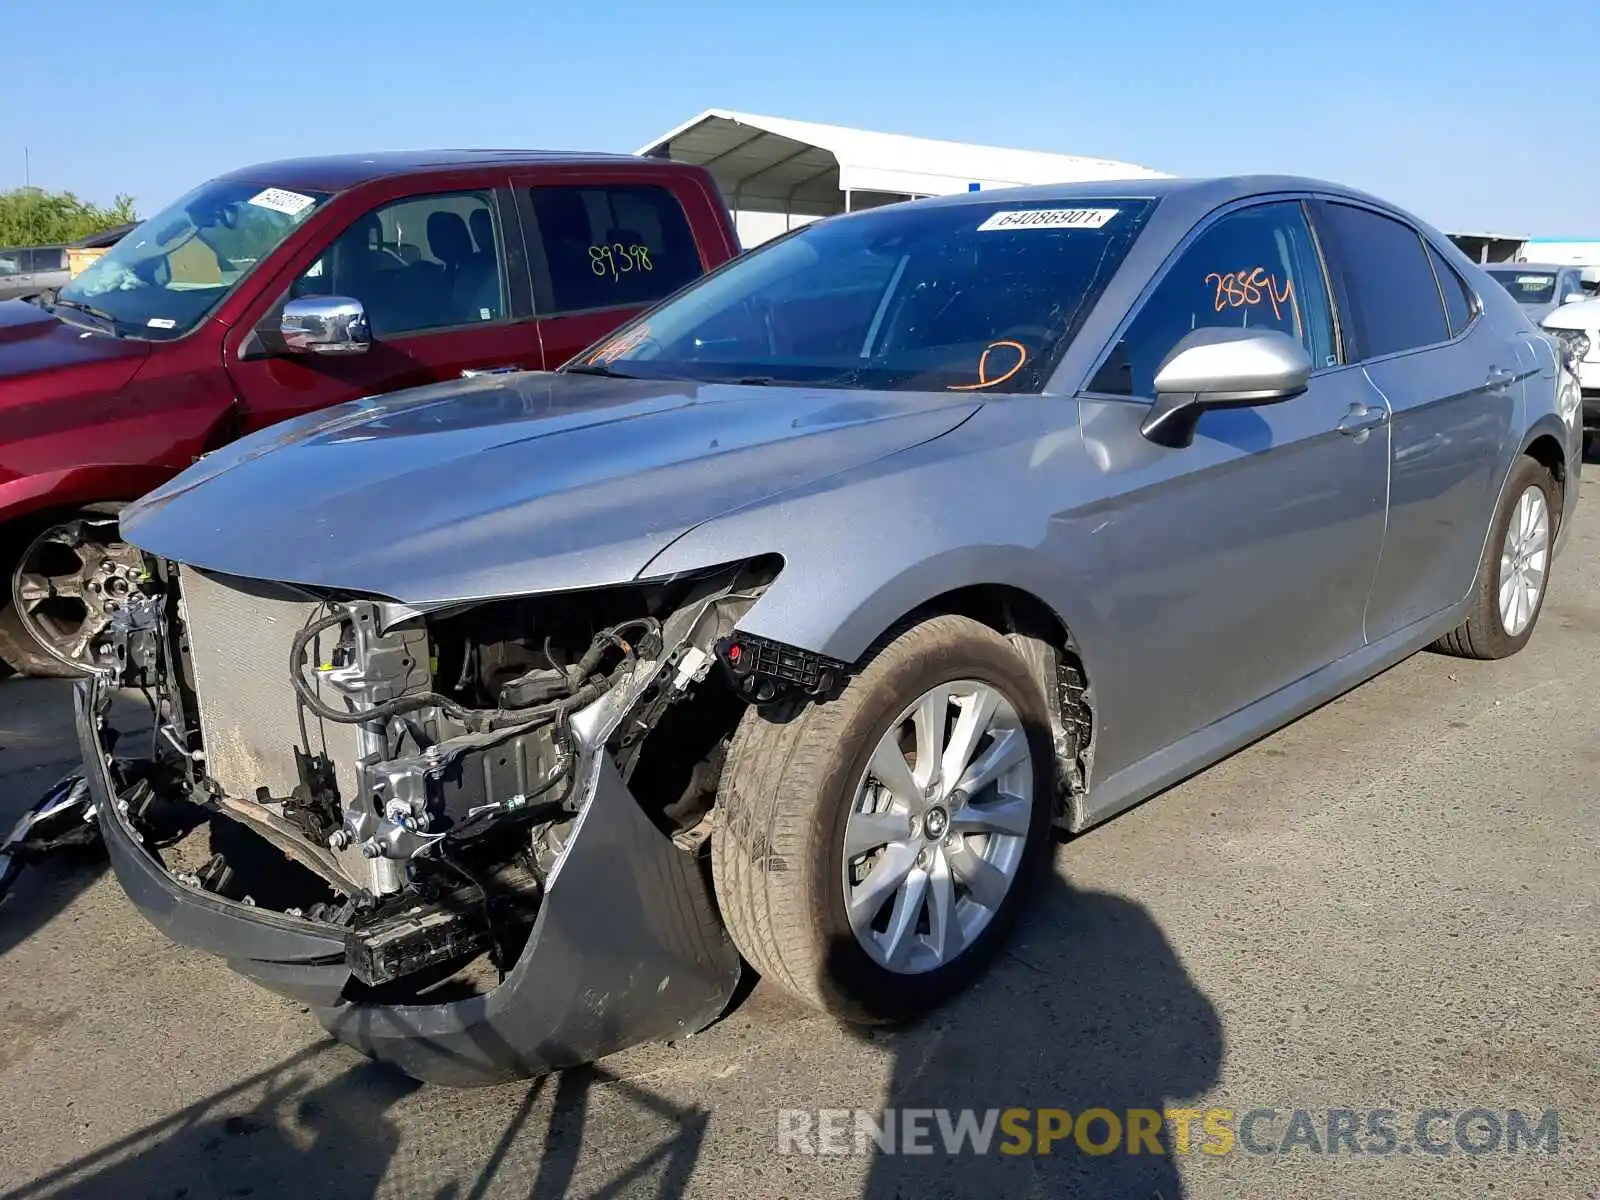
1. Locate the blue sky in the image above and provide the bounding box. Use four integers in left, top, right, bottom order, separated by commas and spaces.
2, 0, 1591, 235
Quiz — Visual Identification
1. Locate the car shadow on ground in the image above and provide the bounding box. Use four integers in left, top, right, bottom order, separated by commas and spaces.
0, 1042, 712, 1200
840, 864, 1224, 1199
0, 864, 1221, 1199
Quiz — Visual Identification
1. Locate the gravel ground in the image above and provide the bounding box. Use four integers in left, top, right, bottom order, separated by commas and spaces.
0, 467, 1596, 1200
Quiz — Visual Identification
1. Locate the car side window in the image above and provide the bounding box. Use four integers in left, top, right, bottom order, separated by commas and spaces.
1089, 200, 1337, 398
290, 190, 506, 338
527, 184, 703, 315
1425, 243, 1475, 337
25, 248, 63, 272
1317, 204, 1449, 359
0, 253, 21, 277
1560, 270, 1585, 302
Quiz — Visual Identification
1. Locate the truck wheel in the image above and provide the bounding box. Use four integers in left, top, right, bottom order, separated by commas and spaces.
0, 507, 141, 678
711, 614, 1054, 1023
1433, 456, 1555, 660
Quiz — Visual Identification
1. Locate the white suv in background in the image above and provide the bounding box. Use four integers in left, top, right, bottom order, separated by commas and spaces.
1542, 297, 1600, 454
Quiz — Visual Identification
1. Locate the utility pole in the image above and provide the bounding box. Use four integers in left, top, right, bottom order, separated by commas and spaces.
24, 147, 29, 187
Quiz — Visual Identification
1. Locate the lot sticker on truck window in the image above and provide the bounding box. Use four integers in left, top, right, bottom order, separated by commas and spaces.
977, 208, 1119, 232
247, 188, 317, 217
146, 317, 177, 329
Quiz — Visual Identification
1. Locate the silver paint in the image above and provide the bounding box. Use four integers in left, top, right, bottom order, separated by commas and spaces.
119, 175, 1581, 840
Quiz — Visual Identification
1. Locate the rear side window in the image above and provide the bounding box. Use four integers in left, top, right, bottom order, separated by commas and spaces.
26, 248, 65, 272
1426, 244, 1475, 337
1319, 203, 1449, 359
527, 184, 702, 314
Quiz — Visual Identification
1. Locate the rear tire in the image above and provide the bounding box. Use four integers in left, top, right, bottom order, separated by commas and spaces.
711, 614, 1055, 1024
1432, 456, 1555, 660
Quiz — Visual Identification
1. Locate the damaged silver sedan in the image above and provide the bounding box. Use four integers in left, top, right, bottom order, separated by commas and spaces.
77, 176, 1579, 1085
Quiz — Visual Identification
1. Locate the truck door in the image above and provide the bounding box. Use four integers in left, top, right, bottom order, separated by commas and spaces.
224, 181, 540, 434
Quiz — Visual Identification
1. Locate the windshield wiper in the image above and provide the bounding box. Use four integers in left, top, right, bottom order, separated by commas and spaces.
563, 363, 637, 380
52, 298, 122, 335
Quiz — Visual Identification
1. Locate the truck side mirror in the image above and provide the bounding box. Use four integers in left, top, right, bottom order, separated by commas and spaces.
281, 296, 371, 355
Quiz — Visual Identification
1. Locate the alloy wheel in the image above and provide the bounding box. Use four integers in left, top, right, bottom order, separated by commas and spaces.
1498, 485, 1550, 638
12, 517, 146, 672
841, 679, 1035, 975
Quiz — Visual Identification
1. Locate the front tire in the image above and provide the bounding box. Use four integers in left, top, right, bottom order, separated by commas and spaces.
711, 614, 1055, 1023
1433, 455, 1555, 660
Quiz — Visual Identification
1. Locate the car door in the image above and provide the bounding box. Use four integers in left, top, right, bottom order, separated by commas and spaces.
512, 169, 721, 368
1075, 198, 1391, 773
224, 181, 540, 435
1310, 201, 1520, 643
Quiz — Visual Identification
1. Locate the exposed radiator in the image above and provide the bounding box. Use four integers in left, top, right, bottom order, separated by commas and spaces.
179, 567, 362, 803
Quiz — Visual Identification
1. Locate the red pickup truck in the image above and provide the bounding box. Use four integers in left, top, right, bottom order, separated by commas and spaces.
0, 150, 739, 675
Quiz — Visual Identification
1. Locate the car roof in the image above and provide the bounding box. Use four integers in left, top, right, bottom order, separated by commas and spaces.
213, 149, 660, 193
843, 174, 1451, 245
881, 174, 1398, 212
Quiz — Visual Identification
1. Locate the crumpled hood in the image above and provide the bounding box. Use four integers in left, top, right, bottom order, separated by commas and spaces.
0, 300, 149, 385
123, 371, 980, 604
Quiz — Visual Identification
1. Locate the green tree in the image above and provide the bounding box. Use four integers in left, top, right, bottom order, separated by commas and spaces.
0, 187, 138, 246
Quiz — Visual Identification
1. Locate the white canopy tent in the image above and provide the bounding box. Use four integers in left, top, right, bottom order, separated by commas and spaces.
638, 109, 1169, 247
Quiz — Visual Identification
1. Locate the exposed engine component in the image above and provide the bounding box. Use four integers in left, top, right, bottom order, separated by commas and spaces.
100, 553, 788, 998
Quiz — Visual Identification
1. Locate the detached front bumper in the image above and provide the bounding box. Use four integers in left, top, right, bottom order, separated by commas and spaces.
75, 677, 742, 1087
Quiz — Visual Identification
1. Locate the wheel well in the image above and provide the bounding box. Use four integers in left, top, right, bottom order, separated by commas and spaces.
0, 501, 126, 565
1524, 434, 1566, 536
914, 584, 1094, 825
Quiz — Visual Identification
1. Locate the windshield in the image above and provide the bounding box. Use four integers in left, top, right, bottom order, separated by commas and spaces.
1487, 269, 1557, 306
57, 178, 330, 339
568, 197, 1157, 393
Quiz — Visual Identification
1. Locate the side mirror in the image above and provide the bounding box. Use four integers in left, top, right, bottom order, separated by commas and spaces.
1563, 292, 1586, 304
281, 295, 371, 356
1140, 327, 1312, 448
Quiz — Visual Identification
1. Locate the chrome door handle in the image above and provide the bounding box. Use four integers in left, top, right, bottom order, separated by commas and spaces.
1486, 366, 1517, 389
460, 364, 524, 378
1337, 402, 1389, 435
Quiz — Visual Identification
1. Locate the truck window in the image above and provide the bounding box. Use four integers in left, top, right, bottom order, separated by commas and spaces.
292, 191, 507, 337
25, 248, 65, 272
526, 184, 702, 315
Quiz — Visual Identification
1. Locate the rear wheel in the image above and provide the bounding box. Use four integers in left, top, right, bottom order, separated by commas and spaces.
711, 614, 1055, 1023
0, 507, 142, 677
1433, 456, 1555, 660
